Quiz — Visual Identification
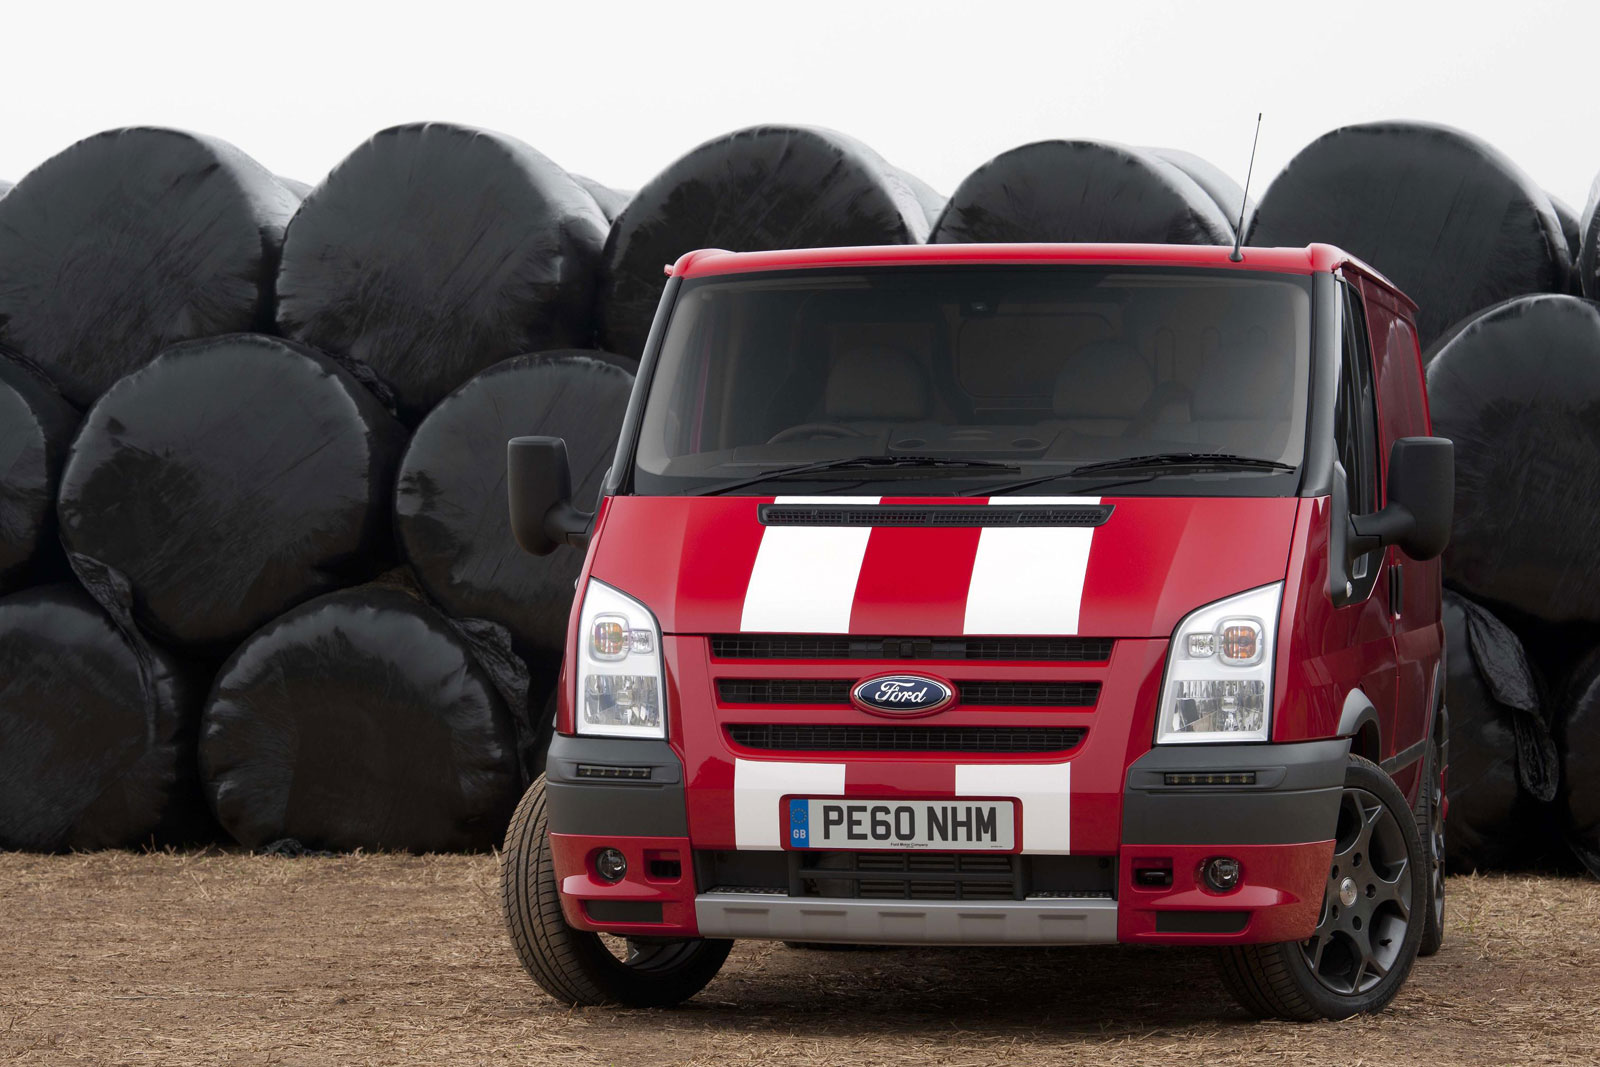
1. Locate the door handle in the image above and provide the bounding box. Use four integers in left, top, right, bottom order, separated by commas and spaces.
1389, 562, 1404, 617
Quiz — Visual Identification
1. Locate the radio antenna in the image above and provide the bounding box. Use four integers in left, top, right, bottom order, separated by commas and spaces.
1229, 112, 1262, 263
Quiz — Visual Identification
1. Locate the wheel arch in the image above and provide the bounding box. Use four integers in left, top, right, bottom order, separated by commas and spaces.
1337, 688, 1382, 763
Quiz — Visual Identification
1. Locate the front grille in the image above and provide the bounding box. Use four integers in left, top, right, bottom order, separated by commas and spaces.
709, 634, 1115, 663
797, 851, 1020, 900
759, 503, 1113, 528
959, 681, 1100, 707
717, 679, 1100, 707
726, 723, 1085, 754
718, 679, 853, 704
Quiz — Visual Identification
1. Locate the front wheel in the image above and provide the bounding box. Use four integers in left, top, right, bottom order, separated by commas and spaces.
1218, 755, 1426, 1021
500, 776, 732, 1007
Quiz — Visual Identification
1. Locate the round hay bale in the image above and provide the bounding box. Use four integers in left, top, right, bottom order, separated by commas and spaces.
1425, 295, 1600, 622
1146, 147, 1253, 233
200, 586, 523, 851
595, 125, 929, 358
929, 140, 1235, 247
57, 334, 406, 650
396, 354, 634, 660
1442, 590, 1558, 871
572, 174, 631, 222
0, 583, 204, 851
0, 355, 78, 593
0, 127, 297, 407
1558, 644, 1600, 876
276, 122, 608, 422
1249, 121, 1570, 348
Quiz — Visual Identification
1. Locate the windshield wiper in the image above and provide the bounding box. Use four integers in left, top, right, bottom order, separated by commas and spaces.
966, 452, 1295, 498
696, 455, 1021, 497
1064, 452, 1297, 476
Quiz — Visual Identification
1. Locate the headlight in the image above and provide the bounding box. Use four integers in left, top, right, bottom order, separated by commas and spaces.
575, 579, 667, 739
1156, 583, 1281, 744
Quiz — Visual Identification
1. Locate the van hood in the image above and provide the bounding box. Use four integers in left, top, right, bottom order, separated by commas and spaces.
587, 495, 1300, 639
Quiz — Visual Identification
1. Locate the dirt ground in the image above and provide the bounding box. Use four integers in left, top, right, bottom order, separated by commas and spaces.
0, 853, 1595, 1067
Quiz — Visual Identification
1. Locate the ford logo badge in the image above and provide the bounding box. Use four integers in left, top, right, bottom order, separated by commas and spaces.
851, 673, 956, 717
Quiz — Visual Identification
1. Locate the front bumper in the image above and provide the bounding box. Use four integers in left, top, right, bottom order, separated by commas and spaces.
545, 734, 1348, 946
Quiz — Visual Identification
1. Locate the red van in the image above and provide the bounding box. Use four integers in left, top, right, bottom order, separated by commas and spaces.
499, 243, 1454, 1021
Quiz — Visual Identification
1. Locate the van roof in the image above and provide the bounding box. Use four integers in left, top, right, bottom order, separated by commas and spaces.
666, 243, 1413, 309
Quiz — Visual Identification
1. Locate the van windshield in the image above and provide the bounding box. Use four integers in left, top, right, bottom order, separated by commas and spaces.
630, 265, 1313, 497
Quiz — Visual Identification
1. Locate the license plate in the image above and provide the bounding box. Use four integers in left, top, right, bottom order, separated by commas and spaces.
786, 798, 1016, 851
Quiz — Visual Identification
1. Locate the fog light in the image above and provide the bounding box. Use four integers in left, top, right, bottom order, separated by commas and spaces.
1203, 856, 1241, 892
595, 848, 628, 883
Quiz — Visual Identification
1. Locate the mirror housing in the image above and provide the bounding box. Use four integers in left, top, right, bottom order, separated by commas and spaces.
1349, 436, 1454, 561
507, 436, 593, 556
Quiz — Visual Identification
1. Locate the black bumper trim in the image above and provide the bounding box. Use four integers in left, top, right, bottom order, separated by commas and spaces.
1122, 738, 1350, 846
544, 734, 688, 837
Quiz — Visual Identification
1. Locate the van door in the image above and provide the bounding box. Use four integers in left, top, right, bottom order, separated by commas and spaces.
1359, 278, 1441, 797
1332, 279, 1400, 760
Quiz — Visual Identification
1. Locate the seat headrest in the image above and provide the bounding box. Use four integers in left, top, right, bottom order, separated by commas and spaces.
1052, 340, 1152, 419
1192, 326, 1293, 419
824, 345, 930, 420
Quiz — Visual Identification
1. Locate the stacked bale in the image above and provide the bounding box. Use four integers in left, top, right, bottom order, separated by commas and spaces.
0, 356, 78, 593
395, 354, 634, 670
56, 334, 407, 653
0, 584, 209, 850
276, 122, 609, 423
1249, 121, 1570, 348
1558, 650, 1600, 875
572, 174, 632, 222
595, 125, 931, 358
201, 585, 524, 852
1425, 295, 1600, 623
1146, 147, 1253, 233
1441, 591, 1559, 870
930, 140, 1235, 246
0, 127, 300, 407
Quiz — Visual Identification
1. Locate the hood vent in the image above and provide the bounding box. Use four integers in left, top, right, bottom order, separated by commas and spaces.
759, 503, 1113, 528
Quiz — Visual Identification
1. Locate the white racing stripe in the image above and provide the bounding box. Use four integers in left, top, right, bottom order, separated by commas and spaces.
734, 758, 847, 850
740, 496, 879, 633
962, 496, 1100, 635
954, 762, 1072, 854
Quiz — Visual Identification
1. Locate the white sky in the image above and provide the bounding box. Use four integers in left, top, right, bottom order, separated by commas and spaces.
3, 0, 1597, 210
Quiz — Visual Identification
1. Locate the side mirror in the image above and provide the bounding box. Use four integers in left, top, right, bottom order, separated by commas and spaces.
507, 436, 593, 556
1350, 436, 1454, 561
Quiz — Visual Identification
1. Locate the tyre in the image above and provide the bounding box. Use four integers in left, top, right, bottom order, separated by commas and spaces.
1416, 717, 1447, 957
1219, 754, 1426, 1021
499, 776, 732, 1007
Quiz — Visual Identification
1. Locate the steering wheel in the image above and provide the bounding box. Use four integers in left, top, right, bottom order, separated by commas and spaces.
766, 423, 870, 444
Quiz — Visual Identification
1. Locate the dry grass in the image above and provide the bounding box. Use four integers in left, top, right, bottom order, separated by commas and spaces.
0, 851, 1595, 1066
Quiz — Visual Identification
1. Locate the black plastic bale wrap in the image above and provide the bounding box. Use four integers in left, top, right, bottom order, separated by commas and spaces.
56, 333, 407, 652
276, 123, 609, 423
201, 586, 524, 852
0, 354, 78, 592
275, 175, 313, 199
0, 583, 209, 851
1442, 591, 1560, 871
929, 140, 1236, 247
1550, 192, 1583, 265
1558, 646, 1600, 875
396, 354, 635, 664
0, 127, 298, 408
595, 125, 931, 358
572, 174, 632, 222
1425, 295, 1600, 622
1248, 121, 1570, 348
1146, 147, 1254, 233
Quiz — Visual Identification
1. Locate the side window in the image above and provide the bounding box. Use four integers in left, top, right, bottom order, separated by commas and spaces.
1335, 283, 1383, 589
